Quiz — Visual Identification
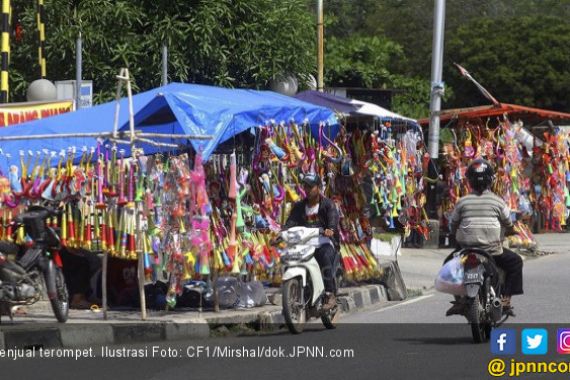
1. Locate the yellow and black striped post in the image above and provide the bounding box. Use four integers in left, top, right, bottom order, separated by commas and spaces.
37, 0, 46, 78
1, 0, 10, 103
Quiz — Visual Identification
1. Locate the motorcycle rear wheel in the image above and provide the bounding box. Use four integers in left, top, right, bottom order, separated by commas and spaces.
283, 278, 305, 334
49, 267, 69, 323
468, 295, 491, 343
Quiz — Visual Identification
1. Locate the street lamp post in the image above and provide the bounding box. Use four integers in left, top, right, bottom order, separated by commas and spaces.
426, 0, 446, 245
428, 0, 446, 162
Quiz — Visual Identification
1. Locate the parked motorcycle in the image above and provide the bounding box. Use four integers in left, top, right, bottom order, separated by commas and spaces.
443, 248, 511, 343
0, 205, 69, 323
278, 227, 340, 334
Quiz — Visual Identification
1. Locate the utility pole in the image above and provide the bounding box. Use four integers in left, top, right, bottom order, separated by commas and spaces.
426, 0, 446, 246
428, 0, 446, 161
162, 44, 168, 86
317, 0, 324, 92
76, 31, 82, 109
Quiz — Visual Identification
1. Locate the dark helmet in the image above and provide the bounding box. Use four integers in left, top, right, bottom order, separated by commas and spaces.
466, 158, 494, 193
301, 172, 321, 187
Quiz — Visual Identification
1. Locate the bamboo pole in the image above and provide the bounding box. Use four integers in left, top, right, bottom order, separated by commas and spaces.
0, 132, 212, 142
101, 207, 109, 320
137, 132, 211, 140
112, 69, 125, 139
0, 132, 116, 141
124, 69, 148, 321
134, 137, 181, 149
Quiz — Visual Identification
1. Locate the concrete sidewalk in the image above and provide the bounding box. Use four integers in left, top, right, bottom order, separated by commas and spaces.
397, 232, 569, 294
0, 284, 388, 349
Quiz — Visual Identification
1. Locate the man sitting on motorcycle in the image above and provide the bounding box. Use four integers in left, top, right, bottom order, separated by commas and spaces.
284, 173, 340, 310
447, 158, 523, 315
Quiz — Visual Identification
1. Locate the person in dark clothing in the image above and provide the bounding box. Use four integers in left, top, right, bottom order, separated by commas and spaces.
284, 173, 340, 310
60, 248, 101, 309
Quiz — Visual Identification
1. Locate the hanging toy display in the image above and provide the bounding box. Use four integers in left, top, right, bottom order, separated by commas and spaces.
0, 113, 435, 307
437, 116, 554, 250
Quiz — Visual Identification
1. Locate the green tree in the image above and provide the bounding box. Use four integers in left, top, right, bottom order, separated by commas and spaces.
325, 0, 570, 114
324, 33, 431, 119
325, 35, 403, 88
445, 15, 570, 110
360, 0, 570, 78
8, 0, 315, 103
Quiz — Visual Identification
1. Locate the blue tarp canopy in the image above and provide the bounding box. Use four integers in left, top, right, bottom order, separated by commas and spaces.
0, 88, 161, 174
116, 83, 338, 158
0, 83, 338, 173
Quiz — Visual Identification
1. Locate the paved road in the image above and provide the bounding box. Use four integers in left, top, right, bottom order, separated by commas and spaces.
4, 249, 568, 380
349, 249, 570, 324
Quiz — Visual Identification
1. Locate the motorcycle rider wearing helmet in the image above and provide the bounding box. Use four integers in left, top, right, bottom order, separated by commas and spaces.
284, 173, 340, 311
448, 158, 523, 315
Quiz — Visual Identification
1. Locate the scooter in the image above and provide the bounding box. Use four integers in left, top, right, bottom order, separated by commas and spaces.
0, 205, 69, 323
278, 226, 340, 334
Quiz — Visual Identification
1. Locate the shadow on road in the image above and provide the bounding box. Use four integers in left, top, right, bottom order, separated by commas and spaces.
395, 335, 474, 345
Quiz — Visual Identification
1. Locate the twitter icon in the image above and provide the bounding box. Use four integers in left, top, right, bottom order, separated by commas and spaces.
522, 329, 548, 355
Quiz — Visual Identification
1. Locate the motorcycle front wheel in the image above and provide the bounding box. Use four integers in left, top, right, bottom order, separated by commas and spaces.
282, 278, 305, 334
49, 267, 69, 323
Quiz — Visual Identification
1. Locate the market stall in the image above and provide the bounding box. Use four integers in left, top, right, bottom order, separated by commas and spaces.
418, 103, 570, 250
0, 80, 344, 315
295, 90, 429, 249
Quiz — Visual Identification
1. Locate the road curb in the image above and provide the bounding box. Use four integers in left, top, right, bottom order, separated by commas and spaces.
254, 284, 389, 324
0, 285, 388, 349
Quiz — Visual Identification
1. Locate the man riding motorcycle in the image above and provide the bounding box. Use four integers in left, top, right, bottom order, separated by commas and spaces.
447, 158, 523, 316
284, 173, 340, 310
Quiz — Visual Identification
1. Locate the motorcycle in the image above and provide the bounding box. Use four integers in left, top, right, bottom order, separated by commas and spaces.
0, 205, 69, 323
277, 227, 341, 334
443, 248, 511, 343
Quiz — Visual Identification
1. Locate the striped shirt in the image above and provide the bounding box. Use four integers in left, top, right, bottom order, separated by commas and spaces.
450, 190, 513, 256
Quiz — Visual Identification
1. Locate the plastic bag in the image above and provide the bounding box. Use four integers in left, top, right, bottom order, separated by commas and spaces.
434, 256, 466, 296
209, 277, 268, 309
236, 281, 267, 308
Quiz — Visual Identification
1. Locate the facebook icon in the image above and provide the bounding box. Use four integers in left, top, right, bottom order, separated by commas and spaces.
491, 328, 516, 355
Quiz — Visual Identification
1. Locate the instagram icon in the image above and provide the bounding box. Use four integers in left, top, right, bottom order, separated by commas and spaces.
557, 329, 570, 354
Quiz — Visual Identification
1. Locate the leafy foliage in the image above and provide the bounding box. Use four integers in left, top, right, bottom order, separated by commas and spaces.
8, 0, 570, 117
8, 0, 315, 103
445, 15, 570, 110
325, 35, 403, 88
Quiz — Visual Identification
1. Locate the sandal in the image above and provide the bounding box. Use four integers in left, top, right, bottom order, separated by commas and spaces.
501, 298, 516, 317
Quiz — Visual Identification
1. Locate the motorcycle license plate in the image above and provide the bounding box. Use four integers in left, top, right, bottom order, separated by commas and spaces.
464, 271, 481, 284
